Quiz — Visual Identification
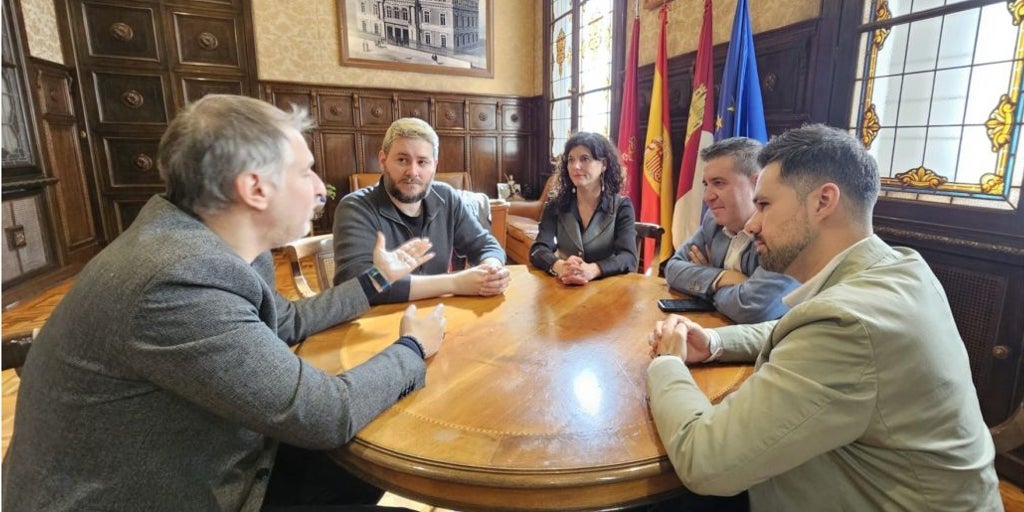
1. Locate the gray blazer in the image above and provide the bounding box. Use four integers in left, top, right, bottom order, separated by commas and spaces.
664, 213, 798, 323
648, 236, 1001, 511
2, 195, 426, 512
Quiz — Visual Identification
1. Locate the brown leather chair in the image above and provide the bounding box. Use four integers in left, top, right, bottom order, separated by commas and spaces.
281, 234, 335, 299
634, 222, 665, 276
348, 173, 381, 194
992, 400, 1024, 454
505, 175, 558, 264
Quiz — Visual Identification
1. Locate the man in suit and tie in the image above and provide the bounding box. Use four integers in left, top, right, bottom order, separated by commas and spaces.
646, 124, 1001, 511
664, 137, 799, 324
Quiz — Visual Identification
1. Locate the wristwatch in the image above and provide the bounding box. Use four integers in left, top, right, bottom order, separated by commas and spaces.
367, 266, 390, 292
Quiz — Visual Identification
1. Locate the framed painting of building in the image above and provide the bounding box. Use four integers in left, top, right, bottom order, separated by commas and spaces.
339, 0, 494, 78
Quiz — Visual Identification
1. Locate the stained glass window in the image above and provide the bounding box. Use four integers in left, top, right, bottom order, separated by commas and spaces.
548, 0, 616, 158
850, 0, 1024, 210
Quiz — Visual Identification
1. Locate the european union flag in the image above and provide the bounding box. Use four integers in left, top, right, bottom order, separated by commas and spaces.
715, 0, 767, 143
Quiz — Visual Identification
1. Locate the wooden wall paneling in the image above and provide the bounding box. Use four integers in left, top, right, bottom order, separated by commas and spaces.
398, 95, 430, 121
435, 99, 466, 129
79, 2, 163, 63
32, 63, 101, 260
265, 85, 313, 116
170, 10, 242, 68
469, 101, 497, 131
101, 136, 162, 188
320, 131, 359, 194
500, 135, 527, 192
358, 93, 395, 128
470, 135, 498, 192
438, 134, 467, 174
318, 92, 355, 126
359, 132, 386, 173
180, 76, 243, 103
111, 197, 148, 233
91, 71, 171, 125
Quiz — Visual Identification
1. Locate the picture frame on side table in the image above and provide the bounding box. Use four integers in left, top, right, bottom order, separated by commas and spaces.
338, 0, 494, 78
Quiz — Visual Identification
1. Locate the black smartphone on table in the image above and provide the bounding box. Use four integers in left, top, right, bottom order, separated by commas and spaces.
657, 298, 715, 313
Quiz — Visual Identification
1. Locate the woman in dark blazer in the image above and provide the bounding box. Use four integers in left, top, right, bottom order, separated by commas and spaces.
529, 132, 638, 285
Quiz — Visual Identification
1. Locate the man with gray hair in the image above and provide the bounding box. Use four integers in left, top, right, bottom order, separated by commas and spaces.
333, 117, 510, 304
3, 95, 445, 511
664, 137, 798, 323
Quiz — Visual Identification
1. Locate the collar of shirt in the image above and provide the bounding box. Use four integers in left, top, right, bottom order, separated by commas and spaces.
782, 236, 873, 308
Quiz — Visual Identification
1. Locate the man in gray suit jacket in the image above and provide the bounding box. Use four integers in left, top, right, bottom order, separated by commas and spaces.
2, 95, 446, 511
647, 125, 1001, 510
664, 137, 798, 323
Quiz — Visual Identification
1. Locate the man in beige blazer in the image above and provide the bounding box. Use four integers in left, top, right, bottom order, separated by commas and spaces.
646, 124, 1001, 511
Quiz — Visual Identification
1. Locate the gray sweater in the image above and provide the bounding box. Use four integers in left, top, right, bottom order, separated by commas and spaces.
333, 181, 505, 304
2, 195, 426, 511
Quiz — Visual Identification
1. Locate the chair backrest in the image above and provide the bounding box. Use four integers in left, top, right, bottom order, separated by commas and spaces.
2, 329, 37, 374
991, 400, 1024, 454
349, 173, 381, 194
634, 222, 665, 276
435, 172, 473, 190
282, 234, 335, 299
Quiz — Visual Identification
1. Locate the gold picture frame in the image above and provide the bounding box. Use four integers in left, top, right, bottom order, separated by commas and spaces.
339, 0, 494, 78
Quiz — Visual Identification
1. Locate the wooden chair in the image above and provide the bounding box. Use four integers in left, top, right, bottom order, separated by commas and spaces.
435, 172, 473, 190
282, 234, 335, 299
992, 400, 1024, 454
634, 222, 665, 276
349, 173, 381, 193
2, 329, 37, 375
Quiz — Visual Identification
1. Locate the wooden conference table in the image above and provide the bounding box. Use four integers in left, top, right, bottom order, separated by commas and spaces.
296, 265, 754, 511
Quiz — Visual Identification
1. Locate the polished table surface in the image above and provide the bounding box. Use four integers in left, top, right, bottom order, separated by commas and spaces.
296, 265, 753, 511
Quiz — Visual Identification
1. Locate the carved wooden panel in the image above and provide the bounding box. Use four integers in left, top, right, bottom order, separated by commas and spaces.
319, 94, 355, 126
358, 95, 394, 127
470, 136, 497, 189
435, 100, 465, 129
501, 135, 527, 183
399, 97, 429, 120
502, 103, 527, 132
360, 132, 385, 172
102, 137, 163, 187
113, 198, 147, 233
267, 89, 313, 117
42, 123, 97, 249
93, 71, 168, 123
321, 131, 359, 194
81, 2, 161, 62
38, 69, 73, 116
172, 12, 240, 67
181, 76, 243, 103
439, 135, 467, 173
469, 101, 497, 131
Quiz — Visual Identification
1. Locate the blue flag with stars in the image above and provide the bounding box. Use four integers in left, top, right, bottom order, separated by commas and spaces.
715, 0, 767, 143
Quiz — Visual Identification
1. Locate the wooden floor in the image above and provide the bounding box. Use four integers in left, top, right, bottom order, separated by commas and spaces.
2, 252, 1022, 511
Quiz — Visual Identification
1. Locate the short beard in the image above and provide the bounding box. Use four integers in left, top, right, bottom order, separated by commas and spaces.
383, 173, 430, 204
759, 221, 812, 274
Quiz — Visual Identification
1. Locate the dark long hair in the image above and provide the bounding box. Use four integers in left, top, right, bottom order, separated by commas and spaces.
551, 132, 624, 212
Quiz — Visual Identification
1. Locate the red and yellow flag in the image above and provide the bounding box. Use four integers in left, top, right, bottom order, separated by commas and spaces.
641, 5, 673, 268
616, 13, 641, 207
672, 0, 714, 247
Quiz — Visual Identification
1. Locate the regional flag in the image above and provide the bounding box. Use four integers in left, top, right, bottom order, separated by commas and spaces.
617, 13, 641, 208
715, 0, 767, 143
640, 5, 673, 270
671, 0, 714, 248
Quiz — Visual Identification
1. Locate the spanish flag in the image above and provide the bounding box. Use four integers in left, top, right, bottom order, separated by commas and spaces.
640, 4, 673, 268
